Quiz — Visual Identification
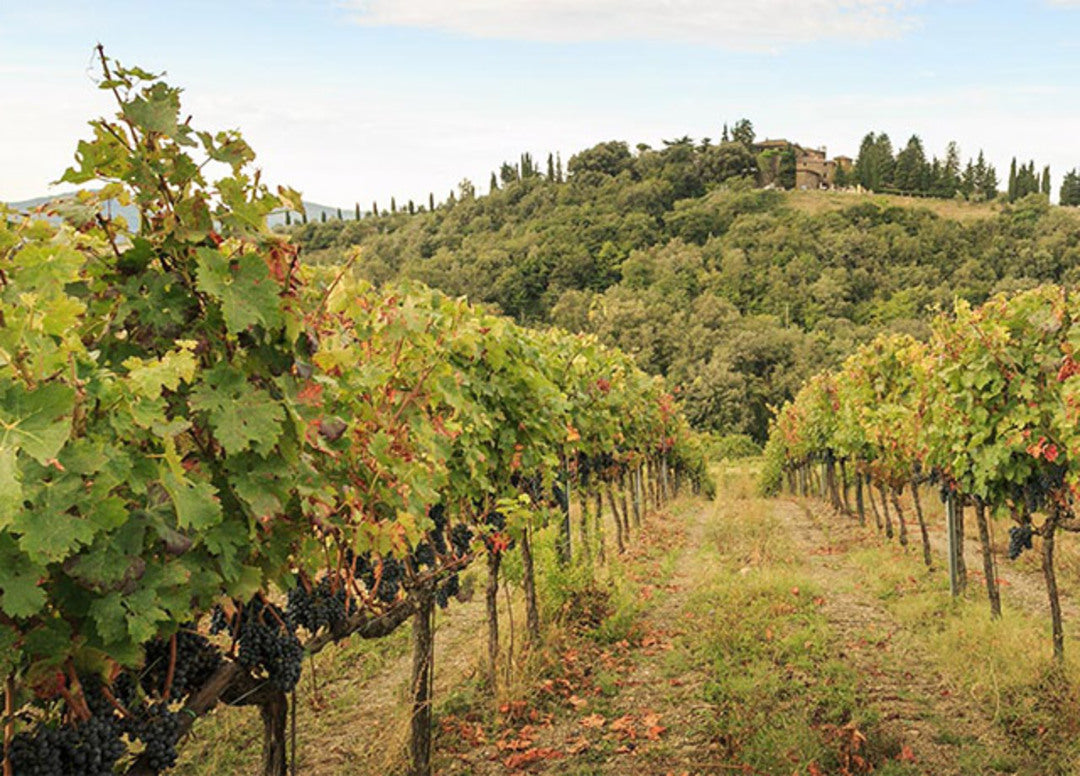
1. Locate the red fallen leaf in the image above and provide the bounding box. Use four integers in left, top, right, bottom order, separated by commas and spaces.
791, 586, 800, 596
566, 736, 590, 755
503, 747, 563, 768
898, 745, 916, 762
808, 762, 825, 776
610, 715, 637, 738
764, 626, 774, 642
580, 713, 606, 729
646, 724, 666, 740
812, 596, 826, 606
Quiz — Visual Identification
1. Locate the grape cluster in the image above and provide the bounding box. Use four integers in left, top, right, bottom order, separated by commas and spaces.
450, 524, 474, 558
435, 573, 460, 609
286, 576, 357, 634
211, 598, 303, 692
6, 716, 125, 776
372, 557, 404, 603
140, 627, 222, 700
1008, 523, 1035, 560
412, 541, 436, 570
121, 704, 181, 774
429, 504, 449, 553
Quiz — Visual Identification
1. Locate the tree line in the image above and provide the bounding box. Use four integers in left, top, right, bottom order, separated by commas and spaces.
288, 133, 1080, 444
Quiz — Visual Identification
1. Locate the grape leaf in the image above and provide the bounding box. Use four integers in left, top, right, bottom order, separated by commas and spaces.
161, 469, 223, 531
189, 363, 284, 456
0, 535, 46, 618
0, 447, 18, 527
122, 342, 197, 399
0, 381, 75, 462
195, 247, 283, 334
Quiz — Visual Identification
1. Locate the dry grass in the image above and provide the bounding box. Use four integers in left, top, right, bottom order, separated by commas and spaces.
785, 189, 1005, 222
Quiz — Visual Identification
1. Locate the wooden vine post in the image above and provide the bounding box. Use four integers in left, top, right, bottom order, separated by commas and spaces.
946, 491, 961, 597
1042, 511, 1064, 661
520, 526, 541, 644
557, 457, 573, 565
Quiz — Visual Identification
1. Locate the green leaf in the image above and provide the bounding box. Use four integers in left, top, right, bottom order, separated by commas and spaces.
189, 363, 284, 456
122, 342, 197, 399
161, 468, 223, 531
121, 82, 181, 137
195, 247, 283, 334
0, 447, 19, 527
0, 381, 76, 463
0, 535, 47, 618
14, 508, 96, 563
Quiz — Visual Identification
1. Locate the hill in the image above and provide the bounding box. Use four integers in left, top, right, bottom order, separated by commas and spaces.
285, 140, 1080, 443
4, 191, 345, 229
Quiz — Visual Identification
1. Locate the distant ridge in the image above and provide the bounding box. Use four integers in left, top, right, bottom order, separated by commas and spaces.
3, 191, 346, 229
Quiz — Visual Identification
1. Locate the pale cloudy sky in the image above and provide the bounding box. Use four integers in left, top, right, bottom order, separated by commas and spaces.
2, 1, 1079, 206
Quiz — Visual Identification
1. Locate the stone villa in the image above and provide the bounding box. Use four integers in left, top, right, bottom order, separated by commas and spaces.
753, 139, 853, 190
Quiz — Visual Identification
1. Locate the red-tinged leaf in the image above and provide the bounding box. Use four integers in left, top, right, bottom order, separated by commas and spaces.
566, 735, 590, 755
580, 713, 605, 729
898, 745, 916, 762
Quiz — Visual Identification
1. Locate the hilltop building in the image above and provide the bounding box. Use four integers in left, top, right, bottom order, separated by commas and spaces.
753, 139, 853, 190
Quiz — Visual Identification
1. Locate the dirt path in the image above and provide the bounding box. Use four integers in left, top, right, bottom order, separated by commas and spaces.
776, 499, 1010, 774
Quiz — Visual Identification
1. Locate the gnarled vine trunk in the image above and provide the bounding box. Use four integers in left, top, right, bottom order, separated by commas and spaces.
878, 483, 894, 540
410, 590, 435, 776
973, 497, 1001, 620
890, 487, 908, 547
910, 480, 931, 568
594, 488, 606, 564
855, 471, 866, 526
607, 482, 625, 554
258, 691, 288, 776
485, 552, 501, 688
1043, 512, 1064, 661
520, 527, 540, 644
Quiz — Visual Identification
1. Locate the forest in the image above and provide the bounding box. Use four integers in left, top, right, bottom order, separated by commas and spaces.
287, 140, 1080, 444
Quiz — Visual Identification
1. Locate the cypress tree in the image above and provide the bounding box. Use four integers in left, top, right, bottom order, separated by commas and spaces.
1008, 157, 1018, 201
1042, 165, 1052, 196
1061, 169, 1080, 206
302, 210, 308, 224
320, 210, 327, 223
355, 202, 361, 220
408, 199, 415, 214
547, 152, 555, 180
490, 171, 499, 193
285, 210, 291, 226
372, 200, 378, 217
337, 207, 343, 221
429, 192, 435, 211
556, 153, 564, 183
391, 197, 397, 213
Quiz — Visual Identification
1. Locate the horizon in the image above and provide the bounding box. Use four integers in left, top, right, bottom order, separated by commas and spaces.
3, 1, 1080, 207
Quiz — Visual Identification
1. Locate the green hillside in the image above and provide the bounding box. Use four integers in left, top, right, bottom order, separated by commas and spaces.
287, 142, 1080, 442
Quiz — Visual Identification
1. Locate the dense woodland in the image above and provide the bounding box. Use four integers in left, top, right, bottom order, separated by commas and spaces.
287, 135, 1080, 443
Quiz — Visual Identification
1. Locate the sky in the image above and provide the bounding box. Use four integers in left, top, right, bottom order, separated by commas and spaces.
2, 0, 1080, 207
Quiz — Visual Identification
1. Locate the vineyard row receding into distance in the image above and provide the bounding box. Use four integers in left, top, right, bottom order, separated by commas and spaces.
0, 51, 714, 776
763, 284, 1080, 664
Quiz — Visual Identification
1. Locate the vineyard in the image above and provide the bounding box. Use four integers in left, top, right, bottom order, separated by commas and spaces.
0, 52, 713, 776
763, 284, 1080, 662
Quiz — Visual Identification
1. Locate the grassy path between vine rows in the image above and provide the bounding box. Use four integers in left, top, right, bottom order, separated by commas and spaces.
177, 465, 1080, 774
